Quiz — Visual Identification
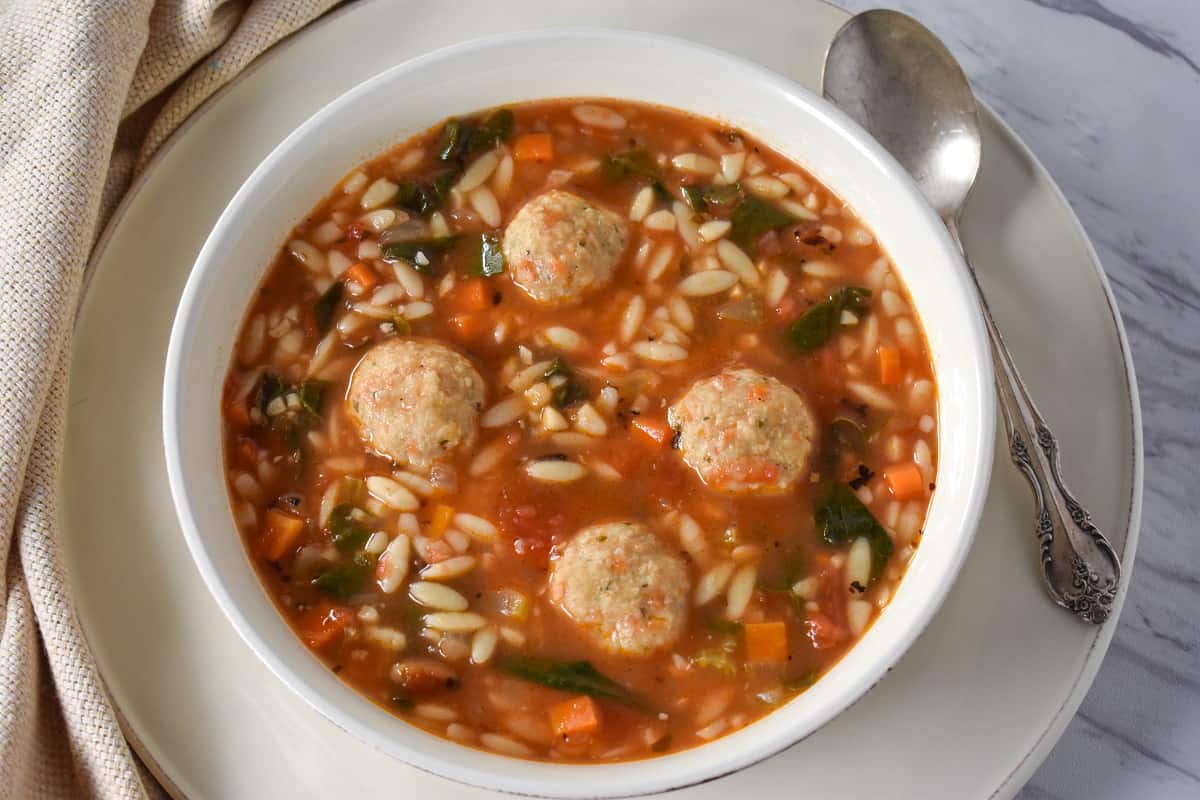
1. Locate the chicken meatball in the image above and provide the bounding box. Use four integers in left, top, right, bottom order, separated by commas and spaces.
668, 368, 816, 494
346, 338, 485, 472
502, 189, 628, 304
548, 521, 690, 657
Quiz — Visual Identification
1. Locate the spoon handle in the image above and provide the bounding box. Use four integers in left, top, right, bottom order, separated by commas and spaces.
945, 218, 1122, 624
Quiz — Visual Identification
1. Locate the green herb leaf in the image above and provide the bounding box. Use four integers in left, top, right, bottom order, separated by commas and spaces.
314, 282, 343, 334
327, 504, 371, 553
702, 183, 743, 208
759, 550, 806, 593
682, 183, 743, 214
395, 170, 459, 217
681, 185, 708, 213
553, 379, 588, 408
690, 648, 737, 675
815, 483, 893, 580
543, 358, 570, 380
829, 417, 868, 455
602, 150, 672, 200
498, 657, 640, 706
312, 552, 375, 600
381, 237, 459, 273
299, 380, 327, 416
785, 287, 872, 352
730, 195, 796, 250
466, 233, 505, 276
389, 315, 412, 336
436, 118, 466, 161
603, 149, 658, 182
256, 372, 284, 416
783, 670, 819, 692
704, 617, 744, 637
466, 108, 514, 153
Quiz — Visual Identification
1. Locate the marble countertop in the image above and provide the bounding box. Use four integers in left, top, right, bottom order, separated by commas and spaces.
835, 1, 1199, 797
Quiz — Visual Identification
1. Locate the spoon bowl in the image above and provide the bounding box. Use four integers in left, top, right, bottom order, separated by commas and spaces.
822, 9, 981, 219
822, 10, 1123, 624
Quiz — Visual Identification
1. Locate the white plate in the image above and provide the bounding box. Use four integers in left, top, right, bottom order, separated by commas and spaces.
62, 1, 1141, 799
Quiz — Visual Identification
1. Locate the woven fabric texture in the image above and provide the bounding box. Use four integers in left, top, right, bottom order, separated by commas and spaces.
0, 2, 338, 797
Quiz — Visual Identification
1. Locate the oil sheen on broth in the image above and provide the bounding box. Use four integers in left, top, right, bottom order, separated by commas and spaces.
222, 99, 939, 762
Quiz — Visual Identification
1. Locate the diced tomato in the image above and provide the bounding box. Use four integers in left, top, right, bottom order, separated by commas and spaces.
298, 604, 354, 649
804, 612, 846, 650
631, 416, 673, 446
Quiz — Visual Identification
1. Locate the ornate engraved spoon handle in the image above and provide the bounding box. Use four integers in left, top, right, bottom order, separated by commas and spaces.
946, 218, 1122, 623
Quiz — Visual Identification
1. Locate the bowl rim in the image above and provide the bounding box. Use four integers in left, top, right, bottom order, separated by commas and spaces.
163, 26, 994, 798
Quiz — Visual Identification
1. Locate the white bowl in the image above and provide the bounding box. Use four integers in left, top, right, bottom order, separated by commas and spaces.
164, 28, 994, 799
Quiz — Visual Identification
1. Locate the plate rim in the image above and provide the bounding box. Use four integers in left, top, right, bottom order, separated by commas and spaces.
72, 1, 1144, 797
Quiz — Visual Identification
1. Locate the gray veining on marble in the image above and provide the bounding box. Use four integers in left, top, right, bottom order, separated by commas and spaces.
837, 0, 1200, 797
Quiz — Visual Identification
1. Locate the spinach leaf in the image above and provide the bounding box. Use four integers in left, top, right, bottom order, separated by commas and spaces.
759, 551, 806, 594
704, 617, 744, 637
815, 483, 893, 580
543, 358, 588, 407
682, 183, 743, 214
785, 286, 871, 352
312, 552, 375, 600
828, 416, 868, 455
466, 233, 505, 276
314, 282, 343, 334
327, 504, 370, 553
730, 195, 796, 250
543, 358, 570, 380
553, 380, 588, 408
466, 108, 514, 153
256, 372, 284, 416
436, 118, 466, 161
498, 657, 640, 705
395, 170, 459, 217
299, 380, 327, 417
681, 185, 708, 214
783, 670, 819, 692
381, 237, 459, 273
602, 150, 671, 200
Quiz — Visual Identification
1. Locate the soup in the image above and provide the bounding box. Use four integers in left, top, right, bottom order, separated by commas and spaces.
222, 99, 938, 761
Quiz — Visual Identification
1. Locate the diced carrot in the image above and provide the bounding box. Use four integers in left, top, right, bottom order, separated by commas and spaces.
457, 278, 492, 312
513, 132, 554, 162
260, 508, 306, 562
427, 503, 456, 539
631, 416, 673, 446
744, 621, 789, 664
298, 603, 355, 649
343, 261, 378, 292
878, 346, 901, 385
549, 695, 602, 736
883, 462, 926, 500
448, 313, 485, 341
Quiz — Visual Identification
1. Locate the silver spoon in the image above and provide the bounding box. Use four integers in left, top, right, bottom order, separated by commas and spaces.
822, 10, 1122, 624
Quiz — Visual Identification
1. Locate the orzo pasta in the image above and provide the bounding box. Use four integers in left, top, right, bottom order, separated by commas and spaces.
222, 99, 938, 762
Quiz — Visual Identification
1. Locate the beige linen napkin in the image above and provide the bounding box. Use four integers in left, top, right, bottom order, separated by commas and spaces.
0, 2, 339, 797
